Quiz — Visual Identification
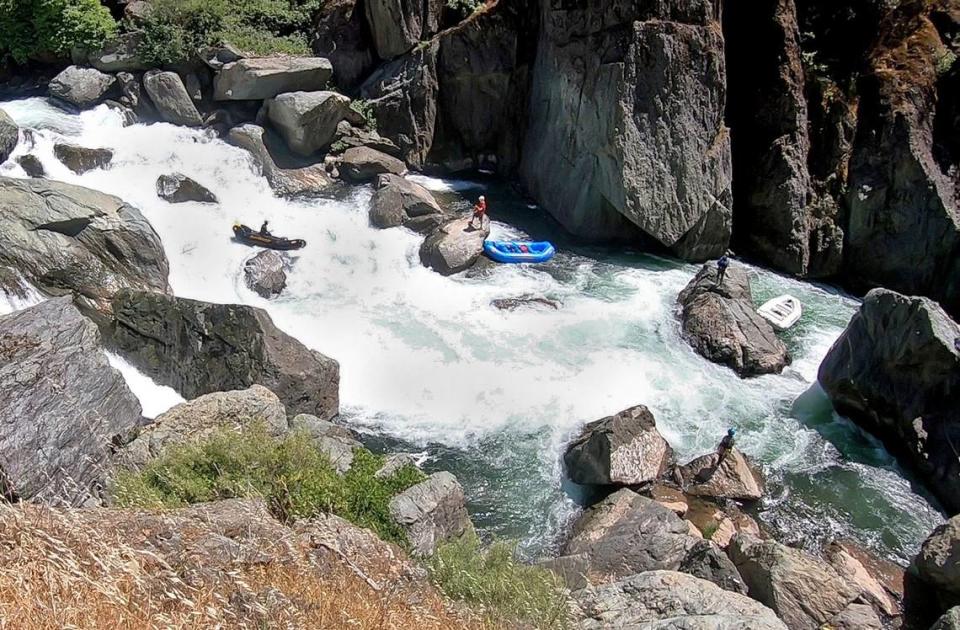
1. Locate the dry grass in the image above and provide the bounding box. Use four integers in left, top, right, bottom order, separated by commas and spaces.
0, 503, 492, 629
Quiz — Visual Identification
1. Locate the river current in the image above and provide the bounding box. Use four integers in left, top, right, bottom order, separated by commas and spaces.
0, 99, 942, 563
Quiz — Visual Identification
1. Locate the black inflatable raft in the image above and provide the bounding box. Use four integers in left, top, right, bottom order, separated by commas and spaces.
232, 224, 306, 250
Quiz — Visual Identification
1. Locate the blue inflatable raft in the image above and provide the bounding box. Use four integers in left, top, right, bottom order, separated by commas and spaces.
483, 240, 556, 264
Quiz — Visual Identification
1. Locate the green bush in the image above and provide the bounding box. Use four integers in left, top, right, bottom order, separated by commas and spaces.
427, 534, 570, 629
0, 0, 117, 64
349, 99, 377, 131
134, 0, 321, 65
112, 425, 427, 547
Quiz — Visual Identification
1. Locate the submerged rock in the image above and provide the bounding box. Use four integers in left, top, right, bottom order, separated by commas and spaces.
338, 146, 406, 183
0, 177, 170, 315
54, 143, 113, 174
564, 405, 673, 487
15, 155, 44, 178
120, 385, 288, 470
573, 570, 787, 629
265, 90, 351, 156
678, 448, 765, 501
142, 70, 203, 127
491, 295, 561, 311
729, 534, 861, 630
678, 263, 791, 376
215, 57, 334, 101
156, 173, 218, 204
108, 291, 339, 420
418, 216, 489, 276
48, 66, 116, 108
243, 250, 287, 299
0, 110, 17, 164
818, 289, 960, 513
368, 173, 444, 234
388, 471, 471, 557
0, 298, 142, 505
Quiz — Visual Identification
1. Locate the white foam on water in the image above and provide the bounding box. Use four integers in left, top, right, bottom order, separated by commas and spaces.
105, 353, 185, 419
0, 97, 943, 560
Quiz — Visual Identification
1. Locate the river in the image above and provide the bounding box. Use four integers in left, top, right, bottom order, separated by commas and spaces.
0, 98, 943, 564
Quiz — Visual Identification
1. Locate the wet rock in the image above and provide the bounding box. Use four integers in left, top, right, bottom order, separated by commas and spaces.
54, 143, 113, 174
338, 146, 406, 182
573, 570, 787, 629
564, 405, 673, 487
369, 173, 443, 234
119, 385, 288, 470
227, 124, 333, 197
360, 43, 439, 167
729, 534, 861, 630
156, 173, 218, 204
0, 110, 17, 164
912, 514, 960, 611
15, 155, 44, 178
215, 57, 333, 101
561, 489, 698, 584
818, 289, 960, 513
679, 448, 765, 501
0, 177, 170, 315
491, 295, 561, 311
679, 539, 748, 595
933, 607, 960, 630
0, 298, 142, 505
243, 250, 287, 299
88, 33, 148, 73
521, 4, 731, 261
264, 90, 351, 156
388, 471, 471, 557
312, 0, 376, 91
418, 216, 489, 276
678, 263, 791, 376
142, 70, 203, 127
364, 0, 441, 60
108, 290, 340, 420
48, 66, 117, 108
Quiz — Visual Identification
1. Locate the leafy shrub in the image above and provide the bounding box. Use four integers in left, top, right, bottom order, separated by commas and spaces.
0, 0, 117, 64
349, 99, 377, 131
112, 425, 427, 547
427, 534, 570, 629
134, 0, 321, 65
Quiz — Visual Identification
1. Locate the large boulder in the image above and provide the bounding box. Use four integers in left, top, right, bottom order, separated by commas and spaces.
678, 263, 791, 376
560, 489, 699, 584
826, 541, 899, 617
16, 155, 45, 178
290, 413, 362, 474
573, 570, 787, 630
142, 70, 203, 127
0, 298, 142, 505
108, 290, 340, 419
419, 216, 489, 276
520, 4, 731, 261
0, 110, 17, 164
563, 405, 673, 487
156, 173, 218, 204
88, 33, 148, 73
339, 146, 406, 182
54, 143, 113, 174
48, 66, 117, 108
364, 0, 441, 60
331, 120, 402, 157
0, 177, 170, 315
678, 448, 765, 501
227, 124, 333, 197
243, 250, 287, 299
116, 72, 158, 121
264, 91, 351, 156
818, 289, 960, 513
360, 43, 439, 167
214, 57, 334, 101
828, 603, 884, 630
729, 534, 861, 630
388, 471, 471, 557
119, 386, 288, 470
198, 44, 244, 71
680, 539, 749, 595
369, 174, 444, 234
912, 515, 960, 611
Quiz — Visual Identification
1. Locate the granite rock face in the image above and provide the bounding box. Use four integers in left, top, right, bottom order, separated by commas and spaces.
418, 216, 489, 276
0, 298, 142, 505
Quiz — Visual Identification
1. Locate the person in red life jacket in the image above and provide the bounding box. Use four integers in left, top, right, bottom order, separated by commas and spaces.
519, 244, 529, 253
468, 195, 487, 229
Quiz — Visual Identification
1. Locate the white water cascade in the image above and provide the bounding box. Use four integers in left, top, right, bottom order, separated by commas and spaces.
0, 98, 942, 561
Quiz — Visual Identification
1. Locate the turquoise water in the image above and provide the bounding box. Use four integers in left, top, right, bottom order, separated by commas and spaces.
0, 98, 943, 564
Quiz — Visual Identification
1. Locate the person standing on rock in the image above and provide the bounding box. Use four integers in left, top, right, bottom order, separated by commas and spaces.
716, 255, 729, 285
717, 428, 736, 464
468, 195, 487, 229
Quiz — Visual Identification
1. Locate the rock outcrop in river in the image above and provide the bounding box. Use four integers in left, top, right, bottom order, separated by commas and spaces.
818, 289, 960, 514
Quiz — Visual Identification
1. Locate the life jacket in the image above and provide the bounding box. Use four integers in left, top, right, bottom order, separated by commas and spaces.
475, 200, 487, 214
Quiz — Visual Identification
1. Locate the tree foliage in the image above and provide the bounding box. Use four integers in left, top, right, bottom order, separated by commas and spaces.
0, 0, 117, 64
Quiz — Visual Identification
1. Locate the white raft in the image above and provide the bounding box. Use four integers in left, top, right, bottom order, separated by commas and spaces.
756, 295, 802, 330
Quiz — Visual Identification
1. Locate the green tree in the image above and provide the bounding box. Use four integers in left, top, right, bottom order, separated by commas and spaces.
0, 0, 116, 64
